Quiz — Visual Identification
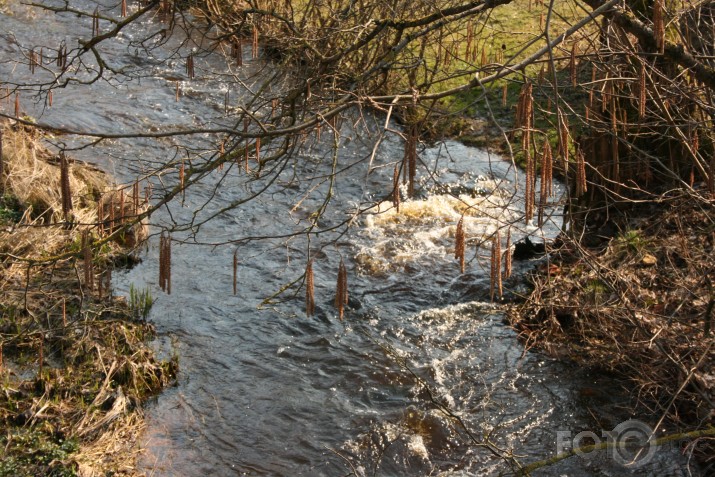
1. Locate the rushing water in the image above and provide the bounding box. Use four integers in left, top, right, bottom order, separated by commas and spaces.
0, 1, 698, 475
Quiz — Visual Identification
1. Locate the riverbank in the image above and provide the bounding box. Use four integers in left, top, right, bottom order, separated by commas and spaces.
0, 121, 176, 476
507, 194, 715, 468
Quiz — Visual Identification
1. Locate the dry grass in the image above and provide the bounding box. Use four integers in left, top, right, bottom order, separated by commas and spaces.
0, 119, 175, 476
509, 196, 715, 467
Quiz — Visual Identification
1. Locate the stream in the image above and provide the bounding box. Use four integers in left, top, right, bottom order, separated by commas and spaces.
0, 1, 696, 475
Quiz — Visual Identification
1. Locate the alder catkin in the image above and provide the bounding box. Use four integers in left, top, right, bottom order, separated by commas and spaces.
159, 232, 172, 294
455, 217, 465, 273
305, 260, 315, 316
653, 0, 665, 53
490, 231, 502, 301
504, 229, 512, 279
335, 259, 348, 320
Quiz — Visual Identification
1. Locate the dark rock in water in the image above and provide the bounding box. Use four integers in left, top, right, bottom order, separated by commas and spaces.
512, 236, 546, 260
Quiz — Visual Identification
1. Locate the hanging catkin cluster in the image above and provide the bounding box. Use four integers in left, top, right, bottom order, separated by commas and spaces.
159, 232, 172, 294
575, 147, 588, 197
490, 231, 502, 301
335, 259, 348, 320
516, 82, 534, 223
455, 217, 465, 273
305, 260, 315, 316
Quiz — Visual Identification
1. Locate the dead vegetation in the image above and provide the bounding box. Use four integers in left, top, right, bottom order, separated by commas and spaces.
0, 120, 175, 477
509, 195, 715, 468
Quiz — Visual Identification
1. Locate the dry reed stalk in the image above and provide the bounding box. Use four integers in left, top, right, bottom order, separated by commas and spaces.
233, 249, 238, 295
121, 0, 127, 17
539, 12, 544, 30
455, 216, 465, 273
62, 298, 66, 327
175, 82, 180, 101
502, 83, 508, 107
255, 137, 261, 164
504, 229, 512, 279
305, 260, 315, 316
97, 196, 104, 235
316, 123, 322, 142
480, 48, 487, 67
271, 99, 278, 118
48, 90, 53, 107
98, 269, 103, 299
0, 128, 3, 190
186, 54, 195, 79
392, 164, 400, 212
119, 189, 126, 224
82, 230, 94, 292
490, 231, 502, 301
243, 118, 250, 171
569, 43, 577, 87
407, 125, 417, 197
159, 232, 171, 294
38, 336, 43, 378
335, 259, 348, 320
638, 63, 647, 118
611, 104, 620, 181
252, 25, 259, 59
60, 152, 73, 222
0, 342, 3, 372
653, 0, 665, 53
14, 94, 20, 118
109, 194, 115, 231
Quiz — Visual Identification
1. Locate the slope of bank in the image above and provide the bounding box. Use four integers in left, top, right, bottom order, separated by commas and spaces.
0, 121, 176, 476
508, 194, 715, 470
